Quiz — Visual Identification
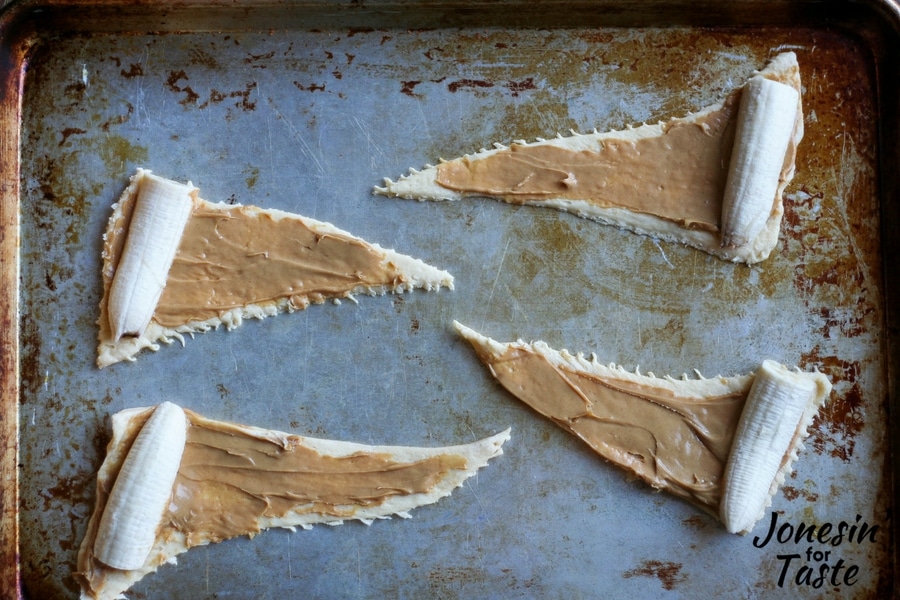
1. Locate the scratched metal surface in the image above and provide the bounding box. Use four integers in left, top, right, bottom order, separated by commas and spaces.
16, 11, 891, 600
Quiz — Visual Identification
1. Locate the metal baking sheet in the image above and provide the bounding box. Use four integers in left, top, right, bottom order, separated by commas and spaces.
3, 1, 899, 598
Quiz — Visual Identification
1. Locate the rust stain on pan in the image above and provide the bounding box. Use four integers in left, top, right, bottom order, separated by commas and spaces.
447, 78, 495, 93
401, 79, 421, 97
426, 565, 488, 593
804, 351, 868, 462
682, 514, 709, 530
623, 559, 688, 591
119, 62, 143, 78
781, 485, 820, 503
165, 69, 201, 106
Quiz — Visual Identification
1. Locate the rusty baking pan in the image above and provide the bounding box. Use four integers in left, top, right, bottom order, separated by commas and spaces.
2, 0, 899, 598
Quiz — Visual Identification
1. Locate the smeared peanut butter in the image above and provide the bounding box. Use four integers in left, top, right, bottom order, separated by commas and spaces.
145, 205, 400, 327
482, 346, 746, 513
436, 92, 741, 232
86, 409, 466, 557
166, 412, 466, 545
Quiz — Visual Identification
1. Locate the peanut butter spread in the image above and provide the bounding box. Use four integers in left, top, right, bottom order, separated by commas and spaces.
436, 93, 741, 232
78, 409, 468, 593
167, 411, 466, 545
482, 346, 746, 513
143, 204, 401, 327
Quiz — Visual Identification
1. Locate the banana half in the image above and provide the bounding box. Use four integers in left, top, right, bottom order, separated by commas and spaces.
76, 402, 510, 600
377, 52, 803, 264
453, 321, 831, 534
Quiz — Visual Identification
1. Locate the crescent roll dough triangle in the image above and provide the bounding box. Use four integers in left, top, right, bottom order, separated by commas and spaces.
76, 403, 510, 599
97, 169, 454, 367
453, 321, 830, 534
377, 52, 803, 264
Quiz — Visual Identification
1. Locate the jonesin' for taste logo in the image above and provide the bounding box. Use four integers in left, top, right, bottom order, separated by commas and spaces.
753, 512, 878, 589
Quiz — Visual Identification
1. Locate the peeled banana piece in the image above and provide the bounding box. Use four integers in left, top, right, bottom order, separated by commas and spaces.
92, 401, 187, 570
107, 171, 196, 340
720, 360, 831, 534
721, 77, 801, 248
